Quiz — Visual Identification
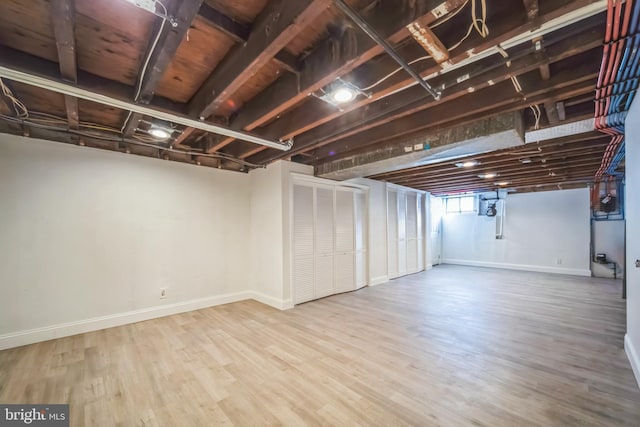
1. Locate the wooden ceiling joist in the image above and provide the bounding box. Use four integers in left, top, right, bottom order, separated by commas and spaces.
50, 0, 79, 130
277, 28, 603, 163
208, 0, 470, 153
244, 3, 604, 163
369, 132, 607, 179
188, 0, 332, 121
305, 63, 599, 166
122, 0, 205, 137
197, 2, 301, 74
0, 46, 184, 113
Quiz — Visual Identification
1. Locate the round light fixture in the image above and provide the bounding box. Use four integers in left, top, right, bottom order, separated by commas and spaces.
148, 127, 172, 140
495, 181, 511, 186
479, 173, 498, 179
331, 87, 356, 104
456, 160, 479, 168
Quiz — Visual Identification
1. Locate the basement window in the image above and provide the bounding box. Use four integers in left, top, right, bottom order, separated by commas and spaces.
445, 195, 477, 214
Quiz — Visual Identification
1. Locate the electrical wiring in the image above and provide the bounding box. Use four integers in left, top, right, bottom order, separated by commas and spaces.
353, 0, 488, 92
431, 0, 470, 29
0, 113, 264, 169
357, 56, 431, 91
529, 105, 541, 130
448, 0, 489, 51
0, 78, 29, 119
121, 0, 169, 133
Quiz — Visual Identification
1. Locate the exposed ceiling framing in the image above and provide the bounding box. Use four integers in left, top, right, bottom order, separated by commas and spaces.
0, 0, 613, 191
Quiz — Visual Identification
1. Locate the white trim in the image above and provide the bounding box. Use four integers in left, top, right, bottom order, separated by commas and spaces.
249, 292, 293, 310
369, 275, 389, 286
0, 292, 251, 350
426, 263, 434, 270
442, 259, 592, 276
290, 172, 369, 190
625, 334, 640, 389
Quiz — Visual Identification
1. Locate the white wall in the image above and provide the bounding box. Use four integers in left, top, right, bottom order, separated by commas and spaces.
442, 188, 591, 276
592, 220, 625, 278
625, 95, 640, 387
0, 134, 252, 349
249, 161, 312, 309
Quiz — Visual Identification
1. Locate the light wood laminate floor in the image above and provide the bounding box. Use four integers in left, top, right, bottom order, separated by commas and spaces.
1, 265, 639, 426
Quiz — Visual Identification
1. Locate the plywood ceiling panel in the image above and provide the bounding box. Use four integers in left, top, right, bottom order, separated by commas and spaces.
0, 0, 57, 62
155, 17, 236, 103
204, 0, 270, 24
75, 0, 157, 86
215, 59, 285, 117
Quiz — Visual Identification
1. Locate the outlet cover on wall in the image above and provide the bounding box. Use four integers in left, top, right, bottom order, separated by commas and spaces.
555, 257, 563, 265
160, 288, 167, 299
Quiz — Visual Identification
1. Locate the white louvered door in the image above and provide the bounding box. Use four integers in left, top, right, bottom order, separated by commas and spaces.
406, 192, 418, 273
417, 194, 425, 271
334, 188, 356, 293
292, 177, 368, 305
293, 184, 315, 304
355, 190, 367, 289
398, 191, 407, 276
314, 186, 335, 298
387, 189, 399, 279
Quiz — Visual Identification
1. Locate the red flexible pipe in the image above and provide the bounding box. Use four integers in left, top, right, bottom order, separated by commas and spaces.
622, 0, 634, 37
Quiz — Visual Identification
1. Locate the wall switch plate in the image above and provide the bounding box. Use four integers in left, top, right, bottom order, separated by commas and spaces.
160, 288, 167, 299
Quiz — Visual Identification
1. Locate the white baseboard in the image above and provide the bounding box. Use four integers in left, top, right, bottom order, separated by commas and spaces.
0, 291, 252, 351
442, 259, 592, 277
625, 334, 640, 389
426, 264, 434, 270
0, 290, 301, 350
369, 275, 389, 286
249, 291, 293, 310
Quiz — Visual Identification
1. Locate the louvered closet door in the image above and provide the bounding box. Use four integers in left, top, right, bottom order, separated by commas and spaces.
406, 193, 418, 273
334, 188, 356, 293
417, 194, 425, 271
398, 192, 407, 276
293, 184, 315, 304
315, 186, 335, 298
387, 189, 399, 279
354, 190, 367, 289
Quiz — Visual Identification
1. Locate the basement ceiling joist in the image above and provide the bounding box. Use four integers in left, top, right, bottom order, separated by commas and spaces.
0, 0, 609, 188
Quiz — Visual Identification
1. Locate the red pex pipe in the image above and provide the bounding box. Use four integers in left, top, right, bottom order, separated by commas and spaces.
622, 0, 634, 37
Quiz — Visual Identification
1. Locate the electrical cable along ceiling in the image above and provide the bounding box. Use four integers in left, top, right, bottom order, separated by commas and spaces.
0, 0, 622, 189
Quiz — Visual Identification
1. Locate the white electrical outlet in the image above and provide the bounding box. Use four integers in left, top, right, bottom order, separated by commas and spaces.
160, 288, 167, 299
555, 258, 563, 265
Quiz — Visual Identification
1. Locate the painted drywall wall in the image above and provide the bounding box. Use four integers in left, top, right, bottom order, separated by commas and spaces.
442, 188, 591, 276
249, 162, 285, 307
249, 161, 312, 309
0, 135, 251, 349
592, 220, 625, 279
345, 178, 389, 285
625, 95, 640, 387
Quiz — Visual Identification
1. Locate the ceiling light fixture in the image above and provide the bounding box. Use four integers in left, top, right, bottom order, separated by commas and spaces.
455, 160, 479, 168
478, 173, 498, 179
149, 126, 171, 140
495, 181, 511, 186
331, 87, 357, 104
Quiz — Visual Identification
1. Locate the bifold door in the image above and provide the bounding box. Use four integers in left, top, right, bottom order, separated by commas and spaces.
292, 181, 368, 304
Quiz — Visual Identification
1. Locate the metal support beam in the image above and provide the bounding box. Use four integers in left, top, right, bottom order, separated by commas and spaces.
334, 0, 441, 100
0, 65, 291, 151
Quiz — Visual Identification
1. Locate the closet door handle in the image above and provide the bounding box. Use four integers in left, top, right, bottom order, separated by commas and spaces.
635, 260, 640, 268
